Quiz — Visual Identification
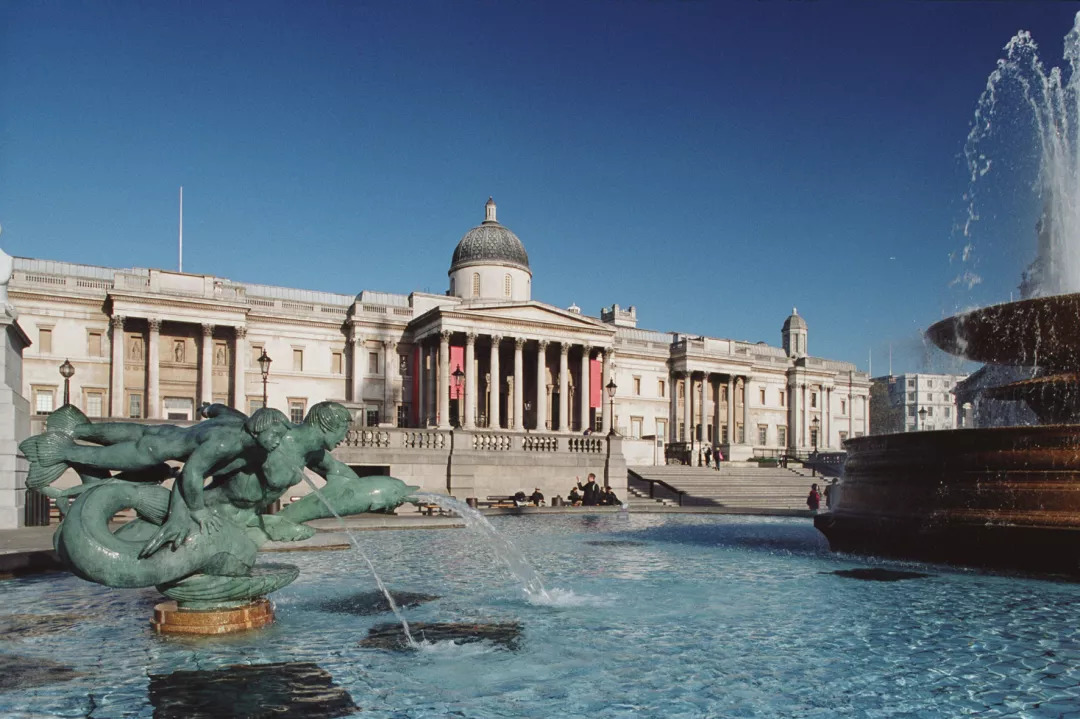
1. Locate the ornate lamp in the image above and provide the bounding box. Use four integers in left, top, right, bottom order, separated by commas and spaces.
812, 415, 821, 453
918, 407, 928, 430
257, 349, 272, 407
59, 359, 74, 406
606, 378, 617, 436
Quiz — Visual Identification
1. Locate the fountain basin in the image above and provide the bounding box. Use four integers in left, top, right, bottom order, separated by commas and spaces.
816, 427, 1080, 573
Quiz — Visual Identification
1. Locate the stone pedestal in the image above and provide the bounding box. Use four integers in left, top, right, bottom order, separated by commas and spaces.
0, 310, 30, 529
151, 598, 275, 635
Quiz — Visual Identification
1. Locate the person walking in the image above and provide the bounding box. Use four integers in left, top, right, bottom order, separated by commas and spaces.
806, 483, 821, 513
704, 446, 712, 468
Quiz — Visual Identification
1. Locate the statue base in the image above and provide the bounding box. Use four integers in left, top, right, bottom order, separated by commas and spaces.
151, 598, 274, 635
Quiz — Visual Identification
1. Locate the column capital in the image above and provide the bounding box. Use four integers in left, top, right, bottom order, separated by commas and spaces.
349, 327, 363, 344
514, 337, 526, 350
560, 342, 570, 356
439, 330, 452, 343
110, 315, 125, 330
465, 332, 477, 346
383, 339, 397, 350
490, 334, 503, 346
235, 325, 247, 339
605, 346, 616, 356
537, 339, 549, 350
201, 323, 214, 337
148, 317, 162, 332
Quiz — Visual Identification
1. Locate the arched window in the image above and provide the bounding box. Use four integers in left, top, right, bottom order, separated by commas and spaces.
472, 273, 480, 297
449, 277, 455, 295
504, 274, 512, 297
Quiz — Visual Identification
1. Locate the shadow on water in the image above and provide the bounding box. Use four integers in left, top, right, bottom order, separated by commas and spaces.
147, 661, 356, 719
314, 590, 440, 616
826, 568, 934, 582
584, 540, 648, 547
360, 621, 523, 651
0, 654, 82, 692
617, 519, 830, 555
0, 612, 90, 639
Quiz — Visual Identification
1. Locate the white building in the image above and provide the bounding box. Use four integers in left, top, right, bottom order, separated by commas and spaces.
11, 198, 870, 468
872, 372, 969, 433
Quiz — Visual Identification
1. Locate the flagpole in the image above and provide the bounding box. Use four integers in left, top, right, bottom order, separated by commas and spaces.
179, 186, 184, 273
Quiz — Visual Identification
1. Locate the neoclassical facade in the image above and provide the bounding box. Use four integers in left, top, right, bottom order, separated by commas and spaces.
11, 198, 869, 465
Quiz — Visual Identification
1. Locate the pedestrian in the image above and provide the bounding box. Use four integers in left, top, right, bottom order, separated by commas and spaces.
824, 478, 838, 509
806, 483, 821, 512
529, 487, 545, 507
576, 473, 602, 506
704, 446, 712, 468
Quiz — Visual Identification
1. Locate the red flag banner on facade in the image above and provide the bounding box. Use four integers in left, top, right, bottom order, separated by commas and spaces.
590, 357, 602, 408
450, 345, 464, 399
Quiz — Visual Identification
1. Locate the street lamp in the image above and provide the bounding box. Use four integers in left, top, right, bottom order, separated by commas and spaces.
59, 359, 74, 406
452, 364, 464, 427
811, 415, 821, 476
918, 407, 928, 431
606, 378, 617, 436
257, 349, 272, 407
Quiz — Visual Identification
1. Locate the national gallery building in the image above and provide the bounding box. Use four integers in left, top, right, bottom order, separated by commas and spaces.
10, 198, 869, 468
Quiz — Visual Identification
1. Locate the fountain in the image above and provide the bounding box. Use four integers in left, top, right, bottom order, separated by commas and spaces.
816, 13, 1080, 574
17, 400, 417, 634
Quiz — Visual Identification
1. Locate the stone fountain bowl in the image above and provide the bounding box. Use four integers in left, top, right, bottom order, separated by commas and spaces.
816, 426, 1080, 573
925, 292, 1080, 371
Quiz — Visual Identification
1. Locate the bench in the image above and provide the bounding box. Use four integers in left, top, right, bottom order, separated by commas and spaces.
416, 503, 451, 516
480, 495, 519, 509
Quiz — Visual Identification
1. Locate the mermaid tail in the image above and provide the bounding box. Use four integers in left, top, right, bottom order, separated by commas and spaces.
19, 431, 75, 489
46, 404, 90, 435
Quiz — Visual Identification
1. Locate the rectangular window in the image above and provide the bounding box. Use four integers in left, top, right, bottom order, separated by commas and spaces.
397, 404, 409, 427
945, 406, 951, 418
633, 376, 641, 396
87, 331, 103, 357
248, 398, 265, 414
759, 388, 766, 405
721, 385, 728, 402
128, 392, 143, 419
251, 344, 264, 367
811, 392, 818, 408
707, 424, 713, 442
630, 416, 643, 439
810, 428, 819, 448
779, 390, 786, 406
332, 351, 344, 375
840, 399, 847, 415
658, 379, 666, 398
839, 431, 848, 443
679, 422, 685, 442
736, 423, 745, 444
678, 381, 685, 400
292, 349, 303, 372
85, 391, 104, 418
721, 424, 728, 444
907, 392, 915, 401
908, 406, 916, 417
163, 396, 194, 421
368, 352, 379, 374
907, 379, 915, 388
928, 379, 935, 388
944, 381, 951, 389
656, 419, 667, 439
366, 406, 380, 426
777, 426, 787, 447
927, 406, 934, 417
757, 424, 768, 445
33, 387, 55, 415
289, 399, 306, 424
38, 327, 52, 355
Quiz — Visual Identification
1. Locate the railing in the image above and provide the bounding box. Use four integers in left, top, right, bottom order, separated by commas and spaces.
400, 430, 447, 449
522, 436, 558, 452
627, 469, 686, 506
567, 436, 605, 454
473, 433, 514, 451
343, 428, 392, 448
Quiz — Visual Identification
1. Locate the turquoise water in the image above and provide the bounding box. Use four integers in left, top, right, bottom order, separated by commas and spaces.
2, 513, 1080, 717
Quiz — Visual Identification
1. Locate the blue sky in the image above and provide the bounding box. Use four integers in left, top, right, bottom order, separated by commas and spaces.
2, 1, 1078, 375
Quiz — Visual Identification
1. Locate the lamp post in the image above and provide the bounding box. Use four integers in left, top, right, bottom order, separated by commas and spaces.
257, 349, 272, 407
452, 364, 464, 427
606, 378, 617, 436
918, 407, 928, 431
811, 415, 820, 476
59, 359, 74, 406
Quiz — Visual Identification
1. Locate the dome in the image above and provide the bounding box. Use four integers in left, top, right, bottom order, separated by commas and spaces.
449, 198, 531, 274
783, 307, 807, 331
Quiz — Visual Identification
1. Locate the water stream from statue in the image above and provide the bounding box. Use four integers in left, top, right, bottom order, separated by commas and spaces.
411, 492, 551, 601
297, 474, 417, 648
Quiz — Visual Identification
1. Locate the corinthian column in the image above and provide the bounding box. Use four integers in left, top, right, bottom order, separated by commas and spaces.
601, 348, 612, 435
231, 325, 246, 410
350, 330, 364, 405
383, 340, 397, 425
464, 333, 476, 429
558, 342, 570, 431
535, 340, 548, 431
147, 318, 161, 419
726, 376, 735, 445
489, 335, 502, 429
200, 324, 214, 407
682, 372, 692, 442
110, 315, 125, 417
513, 337, 525, 431
742, 376, 752, 445
579, 345, 591, 432
438, 331, 451, 429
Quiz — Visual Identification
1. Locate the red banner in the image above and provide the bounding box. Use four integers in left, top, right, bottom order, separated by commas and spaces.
590, 358, 602, 408
450, 346, 464, 399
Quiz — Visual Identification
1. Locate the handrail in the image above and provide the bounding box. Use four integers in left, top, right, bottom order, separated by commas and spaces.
627, 469, 686, 506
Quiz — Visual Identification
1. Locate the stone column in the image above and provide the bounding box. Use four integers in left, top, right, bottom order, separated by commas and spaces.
712, 377, 721, 450
231, 325, 246, 410
200, 324, 214, 407
580, 346, 591, 432
110, 315, 125, 417
558, 343, 570, 431
726, 376, 735, 445
802, 383, 809, 448
147, 318, 161, 418
742, 376, 752, 445
464, 333, 476, 429
513, 337, 525, 431
535, 340, 548, 431
682, 372, 693, 442
601, 348, 612, 435
438, 331, 451, 429
383, 340, 397, 425
824, 387, 831, 448
669, 371, 678, 442
699, 372, 708, 444
427, 344, 438, 426
489, 335, 502, 429
350, 331, 364, 406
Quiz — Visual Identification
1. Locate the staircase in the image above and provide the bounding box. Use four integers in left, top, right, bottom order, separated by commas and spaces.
628, 464, 817, 511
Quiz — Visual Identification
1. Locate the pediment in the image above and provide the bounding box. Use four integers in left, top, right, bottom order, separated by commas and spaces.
449, 301, 608, 332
